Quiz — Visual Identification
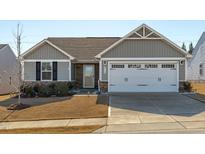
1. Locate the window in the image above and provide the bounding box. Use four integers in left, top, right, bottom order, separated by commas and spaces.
145, 64, 158, 68
200, 64, 203, 76
111, 64, 124, 68
128, 64, 141, 68
161, 64, 175, 69
42, 62, 52, 81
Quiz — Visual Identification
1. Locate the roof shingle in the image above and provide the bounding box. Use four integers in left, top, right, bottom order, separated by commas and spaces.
47, 37, 120, 61
0, 44, 7, 50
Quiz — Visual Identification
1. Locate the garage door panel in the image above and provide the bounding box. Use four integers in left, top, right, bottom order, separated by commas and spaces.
109, 62, 178, 92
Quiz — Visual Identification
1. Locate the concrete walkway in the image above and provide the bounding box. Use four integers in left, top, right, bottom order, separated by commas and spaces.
93, 121, 205, 133
0, 118, 107, 130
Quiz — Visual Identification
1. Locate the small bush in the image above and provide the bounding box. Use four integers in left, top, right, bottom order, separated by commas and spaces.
183, 82, 192, 92
38, 84, 52, 97
55, 82, 69, 96
23, 85, 35, 97
22, 82, 73, 97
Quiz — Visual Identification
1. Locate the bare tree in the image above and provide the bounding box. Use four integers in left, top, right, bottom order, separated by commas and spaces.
13, 23, 23, 104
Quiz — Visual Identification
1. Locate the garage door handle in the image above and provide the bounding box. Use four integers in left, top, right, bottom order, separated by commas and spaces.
109, 84, 116, 86
170, 84, 176, 86
137, 84, 148, 86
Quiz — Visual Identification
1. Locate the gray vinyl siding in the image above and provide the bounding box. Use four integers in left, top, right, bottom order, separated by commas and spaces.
179, 61, 185, 81
102, 40, 185, 58
24, 62, 36, 81
57, 62, 69, 81
24, 42, 69, 60
0, 45, 19, 94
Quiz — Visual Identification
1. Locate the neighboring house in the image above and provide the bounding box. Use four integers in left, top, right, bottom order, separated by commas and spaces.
0, 44, 19, 95
21, 24, 190, 93
188, 32, 205, 81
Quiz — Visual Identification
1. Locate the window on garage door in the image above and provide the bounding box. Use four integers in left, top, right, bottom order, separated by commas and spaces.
161, 64, 176, 69
145, 64, 158, 68
128, 64, 141, 68
111, 64, 124, 68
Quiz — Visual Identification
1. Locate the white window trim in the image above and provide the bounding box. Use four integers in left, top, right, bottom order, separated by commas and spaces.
41, 61, 53, 81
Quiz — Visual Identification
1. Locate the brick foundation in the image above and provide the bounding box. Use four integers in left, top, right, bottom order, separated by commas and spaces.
99, 81, 108, 93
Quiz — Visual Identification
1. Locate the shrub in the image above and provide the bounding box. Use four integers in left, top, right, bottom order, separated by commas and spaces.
38, 84, 52, 97
55, 82, 69, 96
22, 82, 73, 97
183, 82, 192, 92
23, 85, 35, 97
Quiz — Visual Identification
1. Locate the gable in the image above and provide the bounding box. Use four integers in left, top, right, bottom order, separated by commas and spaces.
24, 42, 69, 60
102, 39, 185, 58
96, 24, 188, 58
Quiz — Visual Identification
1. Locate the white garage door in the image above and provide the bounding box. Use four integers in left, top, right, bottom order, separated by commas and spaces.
108, 62, 178, 92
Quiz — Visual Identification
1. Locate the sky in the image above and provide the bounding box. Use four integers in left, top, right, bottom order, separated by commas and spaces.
0, 20, 205, 55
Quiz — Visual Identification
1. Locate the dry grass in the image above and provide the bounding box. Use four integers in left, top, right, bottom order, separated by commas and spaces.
191, 83, 205, 95
0, 94, 13, 102
0, 95, 108, 122
0, 125, 103, 134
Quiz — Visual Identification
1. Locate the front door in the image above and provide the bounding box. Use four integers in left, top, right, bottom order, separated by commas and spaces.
83, 64, 95, 88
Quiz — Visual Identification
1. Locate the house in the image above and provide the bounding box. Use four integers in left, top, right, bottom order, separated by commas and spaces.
0, 44, 19, 95
188, 32, 205, 81
21, 24, 190, 93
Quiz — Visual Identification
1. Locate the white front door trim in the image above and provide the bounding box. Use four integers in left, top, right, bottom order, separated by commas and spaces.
83, 64, 95, 88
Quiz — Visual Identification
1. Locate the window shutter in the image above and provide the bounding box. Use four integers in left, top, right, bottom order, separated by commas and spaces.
53, 62, 58, 81
36, 62, 41, 81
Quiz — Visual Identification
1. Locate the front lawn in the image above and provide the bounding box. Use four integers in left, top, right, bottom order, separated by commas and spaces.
0, 95, 108, 122
191, 83, 205, 95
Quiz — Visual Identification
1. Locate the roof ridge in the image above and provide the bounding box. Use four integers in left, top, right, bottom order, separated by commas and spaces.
47, 37, 121, 39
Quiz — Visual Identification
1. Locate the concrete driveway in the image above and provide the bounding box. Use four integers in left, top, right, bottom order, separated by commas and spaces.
103, 93, 205, 133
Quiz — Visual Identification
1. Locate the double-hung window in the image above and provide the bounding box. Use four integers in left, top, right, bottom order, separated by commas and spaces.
42, 62, 52, 81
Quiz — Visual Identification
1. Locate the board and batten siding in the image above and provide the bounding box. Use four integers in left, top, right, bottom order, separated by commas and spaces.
24, 62, 36, 81
24, 42, 69, 60
57, 62, 69, 81
101, 40, 184, 58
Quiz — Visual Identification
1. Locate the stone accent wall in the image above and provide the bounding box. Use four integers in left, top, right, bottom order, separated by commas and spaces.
75, 64, 83, 88
99, 81, 108, 93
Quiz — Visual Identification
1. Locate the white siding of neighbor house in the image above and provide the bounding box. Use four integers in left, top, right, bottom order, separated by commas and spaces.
24, 62, 36, 81
57, 62, 69, 81
188, 43, 205, 81
0, 45, 19, 94
24, 42, 69, 60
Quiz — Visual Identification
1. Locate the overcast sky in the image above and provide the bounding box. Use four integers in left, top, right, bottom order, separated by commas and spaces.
0, 20, 205, 55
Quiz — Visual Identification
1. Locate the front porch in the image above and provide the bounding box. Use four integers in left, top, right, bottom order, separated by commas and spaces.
72, 63, 99, 89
